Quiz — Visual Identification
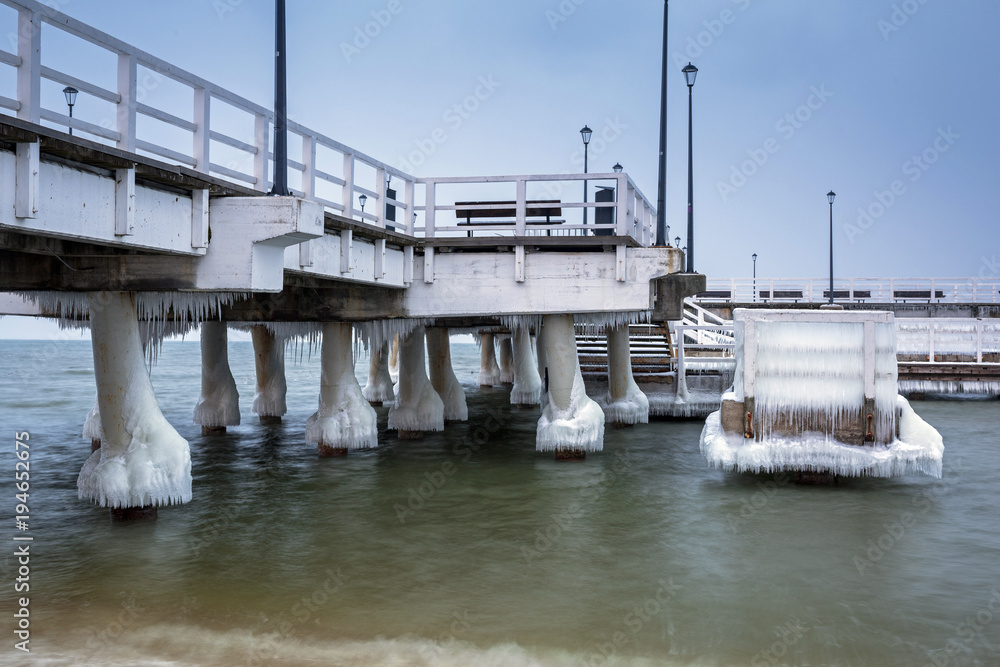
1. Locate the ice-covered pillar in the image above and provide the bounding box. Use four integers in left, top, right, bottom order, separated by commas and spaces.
193, 321, 240, 434
84, 395, 103, 452
363, 340, 395, 407
388, 334, 400, 385
536, 314, 605, 460
427, 328, 468, 422
510, 328, 542, 407
604, 324, 649, 426
78, 292, 191, 520
498, 336, 515, 384
251, 325, 287, 424
389, 326, 445, 438
478, 333, 502, 386
306, 323, 378, 457
536, 327, 548, 404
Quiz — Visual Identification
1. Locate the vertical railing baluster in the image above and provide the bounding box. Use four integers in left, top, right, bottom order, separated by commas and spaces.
254, 113, 270, 191
193, 87, 210, 173
16, 8, 40, 124
116, 53, 137, 152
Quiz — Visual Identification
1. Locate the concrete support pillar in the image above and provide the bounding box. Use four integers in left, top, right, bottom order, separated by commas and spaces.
84, 394, 103, 451
388, 326, 444, 438
426, 328, 468, 422
603, 324, 649, 426
536, 314, 605, 459
510, 327, 542, 407
193, 321, 241, 434
78, 292, 192, 519
498, 336, 515, 384
478, 333, 502, 386
306, 323, 378, 456
251, 325, 287, 424
363, 340, 395, 407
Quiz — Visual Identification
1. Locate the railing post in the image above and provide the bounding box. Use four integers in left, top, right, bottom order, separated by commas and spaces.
193, 87, 210, 173
404, 179, 415, 235
618, 180, 634, 237
301, 134, 316, 199
515, 179, 526, 236
116, 53, 137, 152
976, 319, 983, 364
425, 181, 436, 239
342, 153, 355, 219
928, 323, 935, 363
16, 8, 40, 124
375, 166, 386, 227
254, 113, 270, 191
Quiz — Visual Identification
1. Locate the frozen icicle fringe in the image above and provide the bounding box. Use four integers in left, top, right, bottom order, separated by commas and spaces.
575, 310, 650, 334
499, 314, 543, 334
83, 394, 104, 442
363, 340, 396, 404
77, 292, 191, 508
356, 319, 434, 350
899, 380, 1000, 397
306, 323, 378, 451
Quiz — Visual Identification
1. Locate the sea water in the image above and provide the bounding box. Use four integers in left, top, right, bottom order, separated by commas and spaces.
0, 339, 998, 666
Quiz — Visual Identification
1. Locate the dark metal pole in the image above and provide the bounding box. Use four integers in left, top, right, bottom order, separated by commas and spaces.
583, 143, 589, 226
67, 104, 73, 136
753, 255, 757, 302
829, 199, 834, 304
270, 0, 289, 196
655, 0, 669, 246
686, 83, 694, 273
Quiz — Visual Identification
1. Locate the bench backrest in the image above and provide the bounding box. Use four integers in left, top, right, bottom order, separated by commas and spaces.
455, 200, 562, 220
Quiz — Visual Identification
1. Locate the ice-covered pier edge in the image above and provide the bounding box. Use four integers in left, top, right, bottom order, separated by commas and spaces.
700, 309, 944, 478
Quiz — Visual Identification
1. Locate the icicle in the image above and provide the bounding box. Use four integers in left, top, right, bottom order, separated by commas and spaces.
899, 380, 1000, 396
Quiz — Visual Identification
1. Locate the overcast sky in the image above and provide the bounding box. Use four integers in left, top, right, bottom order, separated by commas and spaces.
2, 0, 998, 338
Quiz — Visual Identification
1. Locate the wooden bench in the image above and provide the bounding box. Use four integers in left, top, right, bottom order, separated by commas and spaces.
894, 290, 945, 301
759, 290, 804, 301
454, 200, 562, 237
696, 290, 732, 300
823, 290, 872, 300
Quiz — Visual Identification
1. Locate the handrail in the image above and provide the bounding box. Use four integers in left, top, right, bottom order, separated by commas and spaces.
693, 277, 1000, 305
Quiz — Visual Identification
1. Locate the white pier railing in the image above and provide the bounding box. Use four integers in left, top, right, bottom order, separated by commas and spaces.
896, 319, 1000, 363
0, 0, 657, 247
695, 278, 1000, 305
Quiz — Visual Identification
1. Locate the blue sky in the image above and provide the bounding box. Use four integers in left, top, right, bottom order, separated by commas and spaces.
2, 0, 998, 338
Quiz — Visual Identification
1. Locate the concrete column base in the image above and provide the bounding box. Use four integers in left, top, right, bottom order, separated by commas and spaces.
202, 426, 227, 435
795, 471, 839, 485
90, 438, 101, 452
259, 415, 282, 425
318, 444, 349, 457
110, 505, 158, 521
555, 449, 587, 461
397, 430, 425, 440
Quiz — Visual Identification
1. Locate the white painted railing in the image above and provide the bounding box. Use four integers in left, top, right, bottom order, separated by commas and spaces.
0, 0, 662, 249
0, 0, 416, 232
672, 324, 736, 374
414, 173, 655, 247
896, 318, 1000, 363
695, 278, 1000, 305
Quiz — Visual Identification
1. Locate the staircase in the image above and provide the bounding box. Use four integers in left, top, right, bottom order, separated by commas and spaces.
577, 324, 674, 380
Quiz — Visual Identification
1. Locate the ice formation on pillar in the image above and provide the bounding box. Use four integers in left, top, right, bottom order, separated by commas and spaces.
193, 321, 241, 429
363, 340, 396, 405
83, 395, 104, 444
389, 335, 400, 385
536, 315, 605, 453
388, 326, 445, 433
497, 336, 515, 384
477, 333, 502, 386
701, 311, 944, 478
600, 324, 649, 424
510, 327, 542, 406
306, 323, 378, 451
250, 325, 288, 419
426, 328, 468, 422
77, 292, 191, 508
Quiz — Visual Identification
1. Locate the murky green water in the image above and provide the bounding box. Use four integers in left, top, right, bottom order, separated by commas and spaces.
0, 339, 998, 666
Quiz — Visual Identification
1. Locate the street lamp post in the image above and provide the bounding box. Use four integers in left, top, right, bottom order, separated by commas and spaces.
655, 0, 669, 246
682, 62, 698, 273
752, 253, 758, 302
62, 86, 78, 136
269, 0, 290, 196
827, 191, 836, 304
580, 125, 592, 226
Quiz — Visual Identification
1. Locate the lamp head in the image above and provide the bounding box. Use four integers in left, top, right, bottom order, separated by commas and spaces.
63, 86, 78, 107
682, 62, 698, 87
752, 253, 758, 261
580, 125, 593, 146
612, 162, 623, 173
359, 193, 367, 209
827, 190, 836, 204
